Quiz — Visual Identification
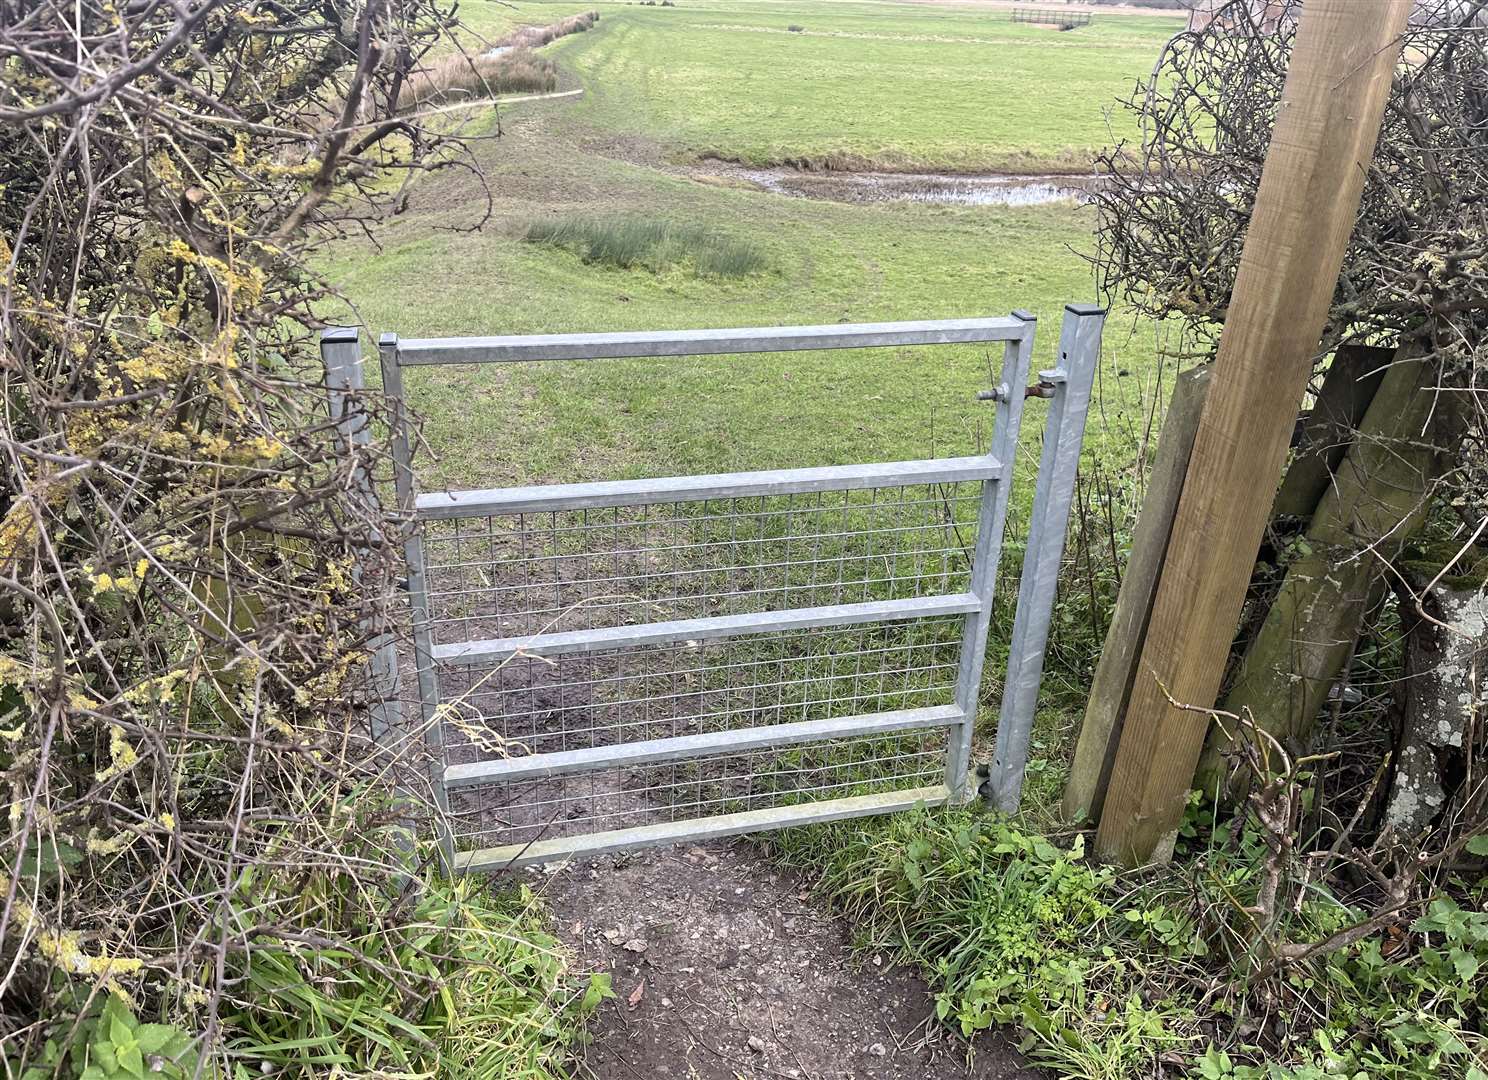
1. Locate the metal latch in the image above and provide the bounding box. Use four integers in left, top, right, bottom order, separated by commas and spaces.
978, 365, 1069, 403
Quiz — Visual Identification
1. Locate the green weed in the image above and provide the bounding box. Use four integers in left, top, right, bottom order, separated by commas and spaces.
7, 997, 204, 1080
762, 806, 1488, 1079
219, 872, 603, 1079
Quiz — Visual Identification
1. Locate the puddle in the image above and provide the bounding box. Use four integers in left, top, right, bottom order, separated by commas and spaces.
482, 44, 513, 58
704, 164, 1101, 207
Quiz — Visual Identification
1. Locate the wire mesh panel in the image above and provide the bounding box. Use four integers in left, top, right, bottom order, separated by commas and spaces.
435, 616, 966, 766
421, 481, 983, 643
371, 314, 1072, 871
449, 728, 950, 853
418, 467, 1002, 867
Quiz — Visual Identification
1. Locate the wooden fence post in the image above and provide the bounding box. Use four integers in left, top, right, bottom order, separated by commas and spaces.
1062, 364, 1209, 823
1094, 0, 1412, 866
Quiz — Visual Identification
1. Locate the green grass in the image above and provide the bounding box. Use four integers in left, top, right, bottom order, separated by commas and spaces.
220, 872, 602, 1079
329, 0, 1173, 493
524, 213, 768, 276
528, 0, 1182, 172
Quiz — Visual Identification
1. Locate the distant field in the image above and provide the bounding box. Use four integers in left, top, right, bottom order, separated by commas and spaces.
323, 136, 1147, 492
325, 2, 1174, 493
533, 0, 1181, 171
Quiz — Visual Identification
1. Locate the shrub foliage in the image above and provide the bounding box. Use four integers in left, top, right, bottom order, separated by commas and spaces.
0, 0, 571, 1073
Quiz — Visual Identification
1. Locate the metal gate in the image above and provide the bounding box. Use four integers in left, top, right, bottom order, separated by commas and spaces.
323, 306, 1103, 872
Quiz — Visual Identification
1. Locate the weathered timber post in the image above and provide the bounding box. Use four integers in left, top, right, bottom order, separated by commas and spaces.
1270, 344, 1389, 521
322, 328, 406, 750
1094, 0, 1412, 866
1197, 348, 1443, 794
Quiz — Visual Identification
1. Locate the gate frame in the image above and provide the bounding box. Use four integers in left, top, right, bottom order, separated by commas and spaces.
323, 306, 1103, 872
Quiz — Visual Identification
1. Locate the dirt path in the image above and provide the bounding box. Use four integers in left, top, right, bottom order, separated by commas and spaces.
531, 839, 1035, 1080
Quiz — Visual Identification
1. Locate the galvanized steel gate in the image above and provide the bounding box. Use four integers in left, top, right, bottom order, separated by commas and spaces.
322, 306, 1103, 872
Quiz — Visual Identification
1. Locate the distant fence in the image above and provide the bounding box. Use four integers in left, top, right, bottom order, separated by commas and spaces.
1011, 7, 1092, 28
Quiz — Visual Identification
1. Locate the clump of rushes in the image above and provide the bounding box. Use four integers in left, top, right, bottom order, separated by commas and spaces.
524, 215, 769, 278
399, 46, 557, 109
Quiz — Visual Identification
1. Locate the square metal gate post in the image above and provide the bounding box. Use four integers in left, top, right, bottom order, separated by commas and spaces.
321, 329, 403, 736
321, 328, 416, 860
379, 332, 456, 871
945, 310, 1037, 799
987, 304, 1106, 811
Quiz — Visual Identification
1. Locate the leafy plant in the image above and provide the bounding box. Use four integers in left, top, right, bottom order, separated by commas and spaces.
763, 801, 1488, 1079
8, 998, 201, 1080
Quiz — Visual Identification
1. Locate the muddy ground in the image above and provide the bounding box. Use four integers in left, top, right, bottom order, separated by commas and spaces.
530, 839, 1036, 1080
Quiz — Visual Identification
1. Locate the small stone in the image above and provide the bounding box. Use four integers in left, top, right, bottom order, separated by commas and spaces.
747, 1036, 767, 1054
867, 1042, 888, 1057
622, 938, 648, 953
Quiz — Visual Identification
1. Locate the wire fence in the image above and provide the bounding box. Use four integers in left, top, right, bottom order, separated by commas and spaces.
426, 485, 977, 845
422, 482, 983, 640
334, 310, 1103, 870
1011, 7, 1092, 28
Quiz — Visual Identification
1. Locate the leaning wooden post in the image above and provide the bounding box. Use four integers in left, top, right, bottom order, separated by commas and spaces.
1062, 364, 1209, 824
1094, 0, 1411, 866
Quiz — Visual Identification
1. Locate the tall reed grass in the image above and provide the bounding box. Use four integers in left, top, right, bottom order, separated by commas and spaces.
399, 47, 556, 110
398, 12, 598, 111
504, 11, 598, 49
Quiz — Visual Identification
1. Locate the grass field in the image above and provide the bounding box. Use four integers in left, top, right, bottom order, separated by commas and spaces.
325, 1, 1180, 487
541, 0, 1179, 172
325, 140, 1163, 492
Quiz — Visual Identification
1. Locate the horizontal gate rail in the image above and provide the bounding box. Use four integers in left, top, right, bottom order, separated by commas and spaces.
444, 704, 963, 788
396, 316, 1031, 366
431, 593, 982, 664
415, 454, 1004, 518
456, 784, 952, 871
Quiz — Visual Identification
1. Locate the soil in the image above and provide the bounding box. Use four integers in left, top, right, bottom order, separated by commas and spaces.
530, 839, 1037, 1080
